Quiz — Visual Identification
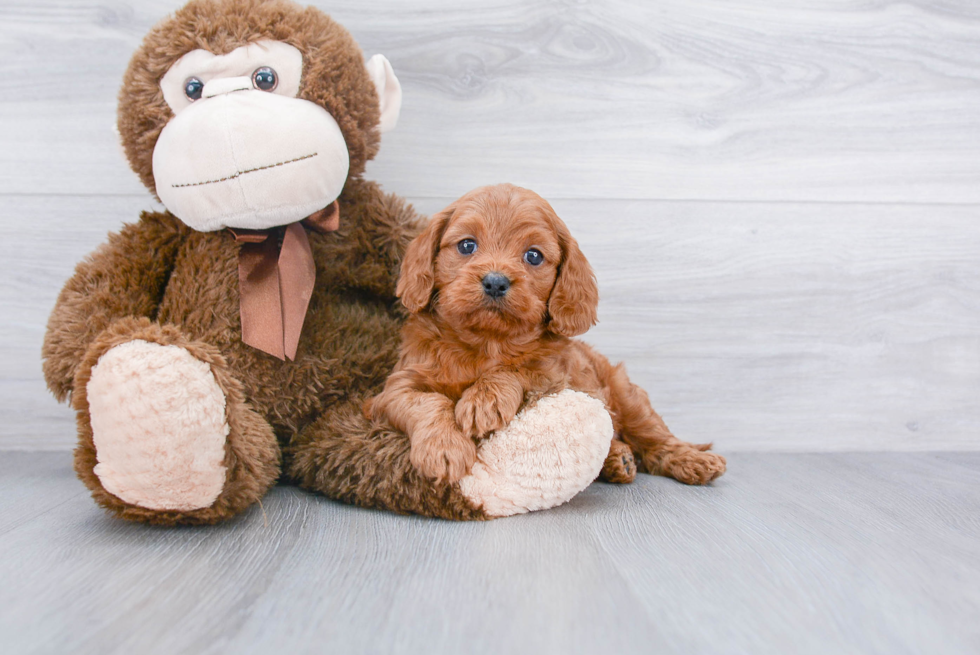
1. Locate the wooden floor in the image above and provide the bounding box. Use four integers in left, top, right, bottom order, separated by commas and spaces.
1, 451, 978, 655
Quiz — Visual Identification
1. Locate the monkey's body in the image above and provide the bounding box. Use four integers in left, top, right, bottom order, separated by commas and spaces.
41, 0, 616, 525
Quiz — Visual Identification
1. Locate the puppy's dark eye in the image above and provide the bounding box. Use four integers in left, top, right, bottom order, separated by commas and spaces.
457, 239, 477, 256
524, 248, 544, 266
252, 67, 278, 92
184, 77, 204, 101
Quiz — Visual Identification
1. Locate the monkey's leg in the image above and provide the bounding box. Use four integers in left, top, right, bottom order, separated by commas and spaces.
73, 318, 280, 525
286, 398, 487, 520
287, 389, 613, 519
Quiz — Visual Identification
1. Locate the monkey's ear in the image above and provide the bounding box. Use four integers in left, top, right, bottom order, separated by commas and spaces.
396, 205, 455, 313
366, 54, 402, 133
548, 219, 599, 337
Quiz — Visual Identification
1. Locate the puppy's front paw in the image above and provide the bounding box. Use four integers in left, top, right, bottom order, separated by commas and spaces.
410, 425, 477, 484
659, 448, 727, 485
455, 382, 522, 438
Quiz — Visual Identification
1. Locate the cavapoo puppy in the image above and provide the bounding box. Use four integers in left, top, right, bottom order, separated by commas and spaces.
366, 184, 726, 486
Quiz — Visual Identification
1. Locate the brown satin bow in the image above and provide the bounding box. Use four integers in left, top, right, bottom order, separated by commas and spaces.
228, 201, 340, 360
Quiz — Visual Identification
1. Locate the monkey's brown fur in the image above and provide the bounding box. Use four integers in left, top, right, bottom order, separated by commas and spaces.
42, 0, 492, 524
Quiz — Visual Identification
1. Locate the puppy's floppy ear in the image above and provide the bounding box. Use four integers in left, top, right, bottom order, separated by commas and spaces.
548, 218, 598, 337
397, 204, 455, 313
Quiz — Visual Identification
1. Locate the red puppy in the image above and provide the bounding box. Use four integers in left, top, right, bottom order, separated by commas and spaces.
367, 184, 726, 486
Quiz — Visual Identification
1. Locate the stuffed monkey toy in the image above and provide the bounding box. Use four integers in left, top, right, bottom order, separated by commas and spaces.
41, 0, 617, 525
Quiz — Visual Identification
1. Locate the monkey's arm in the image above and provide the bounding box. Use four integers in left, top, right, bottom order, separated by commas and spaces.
42, 211, 188, 401
317, 179, 425, 300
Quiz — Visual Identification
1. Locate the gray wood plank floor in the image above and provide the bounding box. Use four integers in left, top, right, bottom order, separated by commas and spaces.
1, 452, 978, 655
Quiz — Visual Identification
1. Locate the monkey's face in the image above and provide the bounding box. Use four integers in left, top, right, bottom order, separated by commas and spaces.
152, 41, 341, 231
117, 0, 401, 232
149, 39, 399, 232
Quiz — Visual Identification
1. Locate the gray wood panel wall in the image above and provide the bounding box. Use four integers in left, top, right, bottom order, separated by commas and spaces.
2, 0, 978, 451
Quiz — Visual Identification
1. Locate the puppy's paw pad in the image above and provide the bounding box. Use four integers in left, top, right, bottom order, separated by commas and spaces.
600, 443, 637, 484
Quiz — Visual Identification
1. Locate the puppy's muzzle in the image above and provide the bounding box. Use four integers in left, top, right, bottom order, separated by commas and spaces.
482, 272, 510, 299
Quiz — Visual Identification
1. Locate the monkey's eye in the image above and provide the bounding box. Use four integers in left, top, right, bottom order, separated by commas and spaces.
457, 239, 477, 256
524, 248, 544, 266
252, 67, 278, 92
184, 77, 204, 101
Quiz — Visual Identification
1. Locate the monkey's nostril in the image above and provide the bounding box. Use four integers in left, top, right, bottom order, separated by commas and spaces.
482, 272, 510, 298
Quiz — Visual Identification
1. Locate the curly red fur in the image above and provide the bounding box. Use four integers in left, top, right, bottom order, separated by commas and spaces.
369, 184, 727, 486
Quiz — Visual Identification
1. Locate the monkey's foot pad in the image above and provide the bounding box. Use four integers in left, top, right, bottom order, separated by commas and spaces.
87, 340, 229, 511
459, 389, 614, 517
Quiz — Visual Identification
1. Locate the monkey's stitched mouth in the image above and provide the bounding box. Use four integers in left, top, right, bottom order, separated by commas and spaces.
170, 152, 318, 188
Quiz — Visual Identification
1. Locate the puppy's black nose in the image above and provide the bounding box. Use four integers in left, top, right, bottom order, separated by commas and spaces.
482, 272, 510, 298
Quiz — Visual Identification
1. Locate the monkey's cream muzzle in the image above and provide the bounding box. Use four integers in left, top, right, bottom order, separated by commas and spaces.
153, 88, 349, 232
151, 40, 399, 232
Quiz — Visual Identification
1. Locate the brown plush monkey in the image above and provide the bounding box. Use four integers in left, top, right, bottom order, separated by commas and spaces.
42, 0, 617, 525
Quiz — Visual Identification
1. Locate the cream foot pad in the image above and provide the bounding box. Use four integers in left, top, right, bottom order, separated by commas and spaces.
459, 390, 613, 517
87, 340, 229, 511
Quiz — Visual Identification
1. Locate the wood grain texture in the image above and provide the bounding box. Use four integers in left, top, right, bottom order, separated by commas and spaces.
563, 199, 980, 451
6, 195, 978, 451
1, 1, 978, 450
1, 452, 978, 654
0, 0, 979, 201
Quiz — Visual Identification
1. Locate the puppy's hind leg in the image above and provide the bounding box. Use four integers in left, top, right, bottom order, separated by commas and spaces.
603, 363, 726, 485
